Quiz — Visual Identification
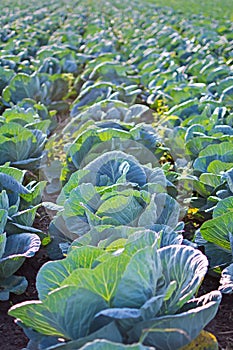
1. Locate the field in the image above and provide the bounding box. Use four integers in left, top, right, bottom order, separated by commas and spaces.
149, 0, 233, 20
0, 0, 232, 349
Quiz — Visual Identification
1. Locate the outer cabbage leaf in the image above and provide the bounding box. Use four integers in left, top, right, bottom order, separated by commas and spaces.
193, 142, 233, 173
157, 245, 208, 314
0, 165, 45, 208
0, 67, 15, 94
36, 246, 104, 300
0, 209, 8, 236
61, 253, 130, 305
0, 275, 28, 301
78, 340, 155, 350
0, 233, 41, 279
71, 82, 113, 117
9, 286, 108, 340
200, 200, 233, 251
113, 247, 162, 309
219, 263, 233, 294
128, 291, 221, 350
195, 230, 232, 269
0, 233, 40, 300
21, 322, 122, 350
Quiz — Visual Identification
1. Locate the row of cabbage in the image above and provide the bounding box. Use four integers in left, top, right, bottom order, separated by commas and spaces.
8, 115, 223, 348
0, 0, 232, 349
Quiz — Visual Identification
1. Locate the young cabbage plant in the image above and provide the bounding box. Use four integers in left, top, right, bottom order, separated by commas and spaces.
0, 209, 40, 300
64, 101, 153, 137
184, 122, 233, 210
57, 150, 170, 205
196, 196, 233, 294
50, 148, 178, 247
0, 187, 46, 237
0, 163, 46, 209
2, 73, 70, 113
61, 225, 183, 261
1, 105, 53, 134
0, 121, 47, 170
62, 121, 165, 181
49, 181, 180, 244
9, 238, 221, 350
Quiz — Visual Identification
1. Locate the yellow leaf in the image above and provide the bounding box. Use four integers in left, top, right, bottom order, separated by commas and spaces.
180, 331, 218, 350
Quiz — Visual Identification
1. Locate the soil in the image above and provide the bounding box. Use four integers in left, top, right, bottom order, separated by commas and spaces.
0, 209, 232, 350
199, 276, 233, 350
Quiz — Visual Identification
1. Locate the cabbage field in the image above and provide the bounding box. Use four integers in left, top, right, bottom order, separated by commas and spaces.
0, 0, 233, 349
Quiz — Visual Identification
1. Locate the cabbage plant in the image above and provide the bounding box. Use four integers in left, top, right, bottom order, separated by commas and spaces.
0, 163, 46, 236
50, 182, 180, 242
50, 149, 179, 244
0, 67, 15, 94
9, 236, 221, 350
58, 151, 169, 205
0, 105, 55, 133
0, 175, 46, 236
2, 73, 69, 113
68, 226, 183, 258
63, 121, 164, 181
0, 121, 47, 170
49, 150, 179, 253
0, 163, 46, 209
0, 209, 41, 300
197, 196, 233, 294
182, 115, 233, 210
64, 102, 153, 136
1, 190, 42, 236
